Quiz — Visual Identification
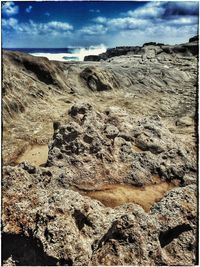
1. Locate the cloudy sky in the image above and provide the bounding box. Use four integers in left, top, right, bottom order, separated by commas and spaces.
2, 1, 199, 48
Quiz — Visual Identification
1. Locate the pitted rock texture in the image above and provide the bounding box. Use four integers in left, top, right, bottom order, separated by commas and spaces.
2, 164, 197, 265
151, 185, 197, 265
47, 103, 196, 189
2, 104, 197, 265
2, 37, 198, 266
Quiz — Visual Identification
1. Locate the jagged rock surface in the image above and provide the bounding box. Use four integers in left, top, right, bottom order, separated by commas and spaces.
3, 37, 197, 165
2, 164, 197, 265
46, 103, 196, 189
2, 37, 198, 265
84, 38, 198, 61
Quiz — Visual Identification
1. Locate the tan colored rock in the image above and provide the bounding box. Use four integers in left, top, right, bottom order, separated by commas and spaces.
2, 38, 198, 265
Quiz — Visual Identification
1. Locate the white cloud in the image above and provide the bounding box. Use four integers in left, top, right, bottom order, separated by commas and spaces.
109, 22, 197, 47
80, 24, 107, 35
26, 5, 32, 13
2, 1, 19, 16
141, 24, 197, 40
2, 1, 198, 48
45, 21, 73, 31
167, 16, 198, 26
2, 18, 73, 36
93, 16, 107, 23
90, 16, 149, 34
107, 17, 149, 30
86, 1, 198, 39
2, 17, 18, 29
127, 1, 198, 19
128, 2, 164, 19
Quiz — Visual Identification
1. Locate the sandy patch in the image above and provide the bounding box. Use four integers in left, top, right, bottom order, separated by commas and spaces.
16, 144, 48, 166
85, 182, 175, 212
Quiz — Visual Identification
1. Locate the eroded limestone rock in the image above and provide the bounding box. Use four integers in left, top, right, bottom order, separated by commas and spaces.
2, 37, 197, 265
46, 103, 196, 189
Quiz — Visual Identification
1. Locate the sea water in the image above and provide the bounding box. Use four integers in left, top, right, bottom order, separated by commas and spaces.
5, 44, 106, 62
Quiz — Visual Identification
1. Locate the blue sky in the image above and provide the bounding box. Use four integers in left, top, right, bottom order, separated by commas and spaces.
2, 1, 199, 48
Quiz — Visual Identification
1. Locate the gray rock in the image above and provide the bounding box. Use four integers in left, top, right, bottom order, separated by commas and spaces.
2, 36, 197, 265
105, 124, 119, 138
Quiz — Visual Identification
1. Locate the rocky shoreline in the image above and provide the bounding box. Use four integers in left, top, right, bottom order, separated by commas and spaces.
84, 35, 198, 61
2, 36, 198, 265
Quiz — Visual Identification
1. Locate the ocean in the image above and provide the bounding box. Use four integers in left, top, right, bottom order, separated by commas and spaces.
5, 45, 106, 62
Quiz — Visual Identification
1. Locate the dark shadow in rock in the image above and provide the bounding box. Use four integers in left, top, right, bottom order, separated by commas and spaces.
2, 232, 73, 266
73, 209, 93, 231
94, 219, 130, 251
159, 224, 192, 248
23, 60, 55, 85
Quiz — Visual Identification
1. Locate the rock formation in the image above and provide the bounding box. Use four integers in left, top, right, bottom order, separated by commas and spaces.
84, 38, 198, 61
2, 36, 198, 265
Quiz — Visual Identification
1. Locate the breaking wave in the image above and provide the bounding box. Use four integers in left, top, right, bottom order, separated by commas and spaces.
28, 44, 107, 62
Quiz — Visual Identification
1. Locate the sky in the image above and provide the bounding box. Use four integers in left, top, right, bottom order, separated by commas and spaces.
2, 1, 199, 48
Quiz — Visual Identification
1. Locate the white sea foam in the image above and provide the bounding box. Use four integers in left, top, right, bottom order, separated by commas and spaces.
29, 44, 107, 62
